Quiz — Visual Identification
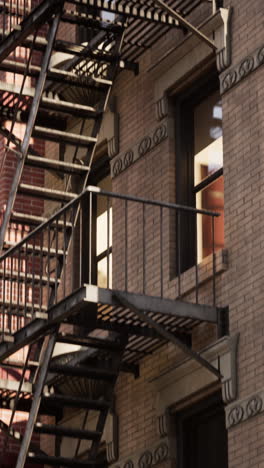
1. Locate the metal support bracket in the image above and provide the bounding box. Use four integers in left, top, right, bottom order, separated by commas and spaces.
114, 292, 221, 379
152, 0, 217, 50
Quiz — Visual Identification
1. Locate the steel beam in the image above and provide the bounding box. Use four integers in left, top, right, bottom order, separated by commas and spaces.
153, 0, 217, 50
86, 285, 218, 323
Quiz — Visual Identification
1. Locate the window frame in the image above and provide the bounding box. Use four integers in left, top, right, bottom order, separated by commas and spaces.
174, 69, 223, 273
81, 154, 111, 286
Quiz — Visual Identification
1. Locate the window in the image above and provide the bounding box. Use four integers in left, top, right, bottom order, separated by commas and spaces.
176, 393, 228, 468
81, 155, 112, 289
175, 72, 224, 271
96, 175, 112, 288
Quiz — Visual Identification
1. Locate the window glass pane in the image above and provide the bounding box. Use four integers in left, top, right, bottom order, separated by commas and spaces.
194, 91, 223, 186
96, 175, 112, 256
196, 175, 224, 261
97, 254, 112, 288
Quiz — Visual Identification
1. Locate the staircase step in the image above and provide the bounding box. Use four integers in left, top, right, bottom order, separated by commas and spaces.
0, 60, 109, 95
35, 422, 101, 440
11, 211, 72, 228
18, 183, 78, 203
3, 240, 65, 257
49, 363, 117, 381
25, 154, 90, 175
57, 333, 122, 352
42, 392, 111, 411
33, 126, 97, 147
40, 96, 99, 118
27, 453, 96, 467
0, 268, 60, 286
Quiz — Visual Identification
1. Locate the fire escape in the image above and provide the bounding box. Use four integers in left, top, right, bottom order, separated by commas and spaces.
0, 1, 227, 467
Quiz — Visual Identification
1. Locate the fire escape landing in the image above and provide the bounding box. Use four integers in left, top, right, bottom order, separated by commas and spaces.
0, 1, 226, 467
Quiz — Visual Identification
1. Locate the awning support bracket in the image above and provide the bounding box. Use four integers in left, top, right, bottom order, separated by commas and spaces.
153, 0, 217, 51
114, 292, 222, 379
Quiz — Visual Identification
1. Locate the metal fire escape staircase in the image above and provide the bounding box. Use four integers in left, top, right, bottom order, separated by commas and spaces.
0, 1, 226, 467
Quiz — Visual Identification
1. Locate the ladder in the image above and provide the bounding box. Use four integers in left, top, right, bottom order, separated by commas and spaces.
0, 0, 127, 251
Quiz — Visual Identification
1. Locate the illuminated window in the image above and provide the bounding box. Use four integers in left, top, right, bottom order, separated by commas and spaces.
96, 175, 112, 288
193, 91, 224, 262
175, 73, 224, 272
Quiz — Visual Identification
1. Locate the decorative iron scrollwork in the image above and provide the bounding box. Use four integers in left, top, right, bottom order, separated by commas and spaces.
228, 405, 244, 427
246, 395, 263, 418
138, 450, 153, 468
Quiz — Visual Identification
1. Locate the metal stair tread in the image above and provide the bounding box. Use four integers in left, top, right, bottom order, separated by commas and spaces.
3, 239, 66, 257
57, 333, 123, 352
49, 363, 117, 380
33, 126, 97, 146
40, 96, 99, 118
18, 183, 78, 202
10, 211, 73, 228
42, 392, 111, 411
0, 268, 60, 285
25, 154, 90, 175
34, 422, 102, 440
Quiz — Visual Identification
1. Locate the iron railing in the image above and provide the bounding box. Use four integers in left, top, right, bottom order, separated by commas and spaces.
0, 186, 220, 338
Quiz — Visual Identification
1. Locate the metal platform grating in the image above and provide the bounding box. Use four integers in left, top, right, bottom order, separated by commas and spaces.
96, 301, 202, 363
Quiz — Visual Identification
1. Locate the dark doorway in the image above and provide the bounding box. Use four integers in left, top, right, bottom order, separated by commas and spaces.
176, 392, 228, 468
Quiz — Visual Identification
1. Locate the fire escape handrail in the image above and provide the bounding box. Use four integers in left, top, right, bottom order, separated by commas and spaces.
0, 185, 220, 261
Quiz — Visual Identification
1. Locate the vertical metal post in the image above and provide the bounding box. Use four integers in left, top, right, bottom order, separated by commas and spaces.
177, 211, 181, 298
107, 196, 110, 289
9, 254, 13, 331
212, 216, 216, 306
89, 192, 93, 285
47, 223, 51, 308
160, 206, 163, 298
3, 258, 6, 338
124, 199, 128, 292
54, 217, 59, 303
24, 241, 28, 319
31, 235, 36, 313
63, 210, 67, 298
39, 230, 43, 312
17, 246, 21, 329
195, 212, 199, 304
142, 203, 146, 295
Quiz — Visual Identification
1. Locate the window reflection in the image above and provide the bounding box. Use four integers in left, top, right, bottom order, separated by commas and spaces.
96, 176, 112, 288
194, 91, 224, 262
